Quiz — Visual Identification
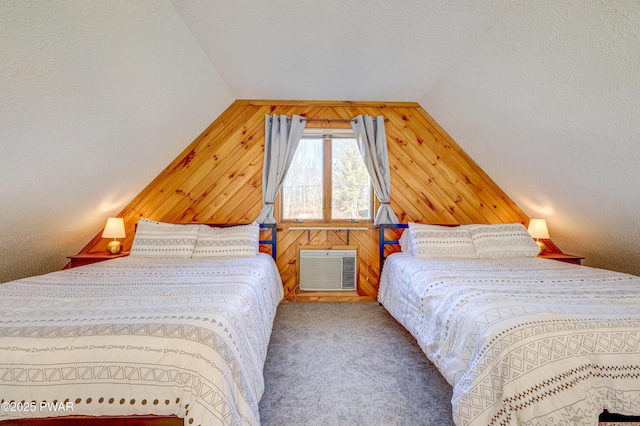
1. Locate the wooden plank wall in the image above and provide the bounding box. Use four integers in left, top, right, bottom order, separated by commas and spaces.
80, 100, 530, 302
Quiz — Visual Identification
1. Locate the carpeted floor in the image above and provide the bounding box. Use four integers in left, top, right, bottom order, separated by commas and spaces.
259, 302, 454, 426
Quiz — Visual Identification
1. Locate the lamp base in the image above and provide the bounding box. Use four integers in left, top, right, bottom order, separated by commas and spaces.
106, 240, 122, 255
535, 240, 547, 254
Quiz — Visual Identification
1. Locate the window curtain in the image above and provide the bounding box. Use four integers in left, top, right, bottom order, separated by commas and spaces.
256, 114, 307, 223
350, 114, 399, 225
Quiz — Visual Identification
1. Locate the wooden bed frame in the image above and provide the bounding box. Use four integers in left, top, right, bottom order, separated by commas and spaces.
1, 223, 278, 426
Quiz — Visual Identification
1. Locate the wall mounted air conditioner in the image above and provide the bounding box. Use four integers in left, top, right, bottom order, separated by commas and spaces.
299, 249, 357, 291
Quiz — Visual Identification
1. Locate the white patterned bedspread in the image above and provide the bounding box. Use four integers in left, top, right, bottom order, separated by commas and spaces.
379, 253, 640, 426
0, 253, 283, 426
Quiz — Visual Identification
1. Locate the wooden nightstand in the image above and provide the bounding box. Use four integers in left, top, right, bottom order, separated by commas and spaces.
538, 252, 584, 265
65, 252, 130, 269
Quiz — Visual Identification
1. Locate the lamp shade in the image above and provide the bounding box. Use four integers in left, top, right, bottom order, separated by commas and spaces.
102, 217, 126, 239
527, 219, 549, 239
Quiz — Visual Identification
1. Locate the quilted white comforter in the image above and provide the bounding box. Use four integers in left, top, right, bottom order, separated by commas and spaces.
0, 254, 283, 426
379, 253, 640, 426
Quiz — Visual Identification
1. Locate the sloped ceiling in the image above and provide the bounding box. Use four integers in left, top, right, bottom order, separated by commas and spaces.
1, 0, 638, 282
0, 1, 234, 282
420, 0, 640, 274
170, 0, 510, 100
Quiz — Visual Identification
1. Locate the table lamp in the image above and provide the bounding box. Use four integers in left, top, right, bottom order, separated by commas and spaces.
527, 218, 549, 254
102, 217, 126, 254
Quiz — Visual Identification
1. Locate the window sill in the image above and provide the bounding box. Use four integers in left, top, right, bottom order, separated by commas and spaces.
284, 225, 370, 231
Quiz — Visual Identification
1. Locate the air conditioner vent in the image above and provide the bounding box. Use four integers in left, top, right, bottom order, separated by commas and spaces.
299, 250, 357, 291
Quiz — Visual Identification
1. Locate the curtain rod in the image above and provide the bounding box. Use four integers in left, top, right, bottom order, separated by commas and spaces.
268, 116, 389, 123
301, 117, 389, 123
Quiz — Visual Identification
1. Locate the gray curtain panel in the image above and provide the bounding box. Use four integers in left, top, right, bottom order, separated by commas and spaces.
351, 114, 399, 225
256, 114, 307, 223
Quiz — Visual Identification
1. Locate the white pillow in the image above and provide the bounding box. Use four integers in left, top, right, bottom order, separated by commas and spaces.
468, 223, 540, 258
192, 222, 259, 258
408, 223, 476, 258
130, 218, 199, 257
399, 229, 413, 253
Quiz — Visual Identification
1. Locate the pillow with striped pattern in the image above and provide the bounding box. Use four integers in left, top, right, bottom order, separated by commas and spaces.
468, 223, 540, 258
408, 223, 477, 258
191, 222, 259, 258
130, 218, 199, 257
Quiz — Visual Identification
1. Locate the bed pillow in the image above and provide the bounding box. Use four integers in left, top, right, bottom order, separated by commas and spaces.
130, 218, 199, 257
408, 223, 477, 258
192, 222, 259, 258
468, 223, 540, 258
399, 229, 413, 254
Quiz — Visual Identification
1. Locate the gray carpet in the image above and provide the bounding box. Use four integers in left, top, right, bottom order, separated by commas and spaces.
259, 302, 454, 426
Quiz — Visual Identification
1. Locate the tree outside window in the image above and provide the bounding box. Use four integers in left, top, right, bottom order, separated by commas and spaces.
282, 134, 371, 222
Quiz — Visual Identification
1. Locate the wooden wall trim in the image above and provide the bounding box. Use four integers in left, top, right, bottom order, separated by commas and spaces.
235, 99, 421, 108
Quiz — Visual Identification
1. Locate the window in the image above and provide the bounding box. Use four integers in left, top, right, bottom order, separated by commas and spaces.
281, 130, 372, 222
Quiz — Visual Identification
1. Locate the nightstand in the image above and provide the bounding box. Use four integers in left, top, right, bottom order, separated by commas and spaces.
538, 252, 584, 265
65, 252, 130, 269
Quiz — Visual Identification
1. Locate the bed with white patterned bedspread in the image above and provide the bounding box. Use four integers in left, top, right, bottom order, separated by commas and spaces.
0, 253, 283, 426
379, 253, 640, 426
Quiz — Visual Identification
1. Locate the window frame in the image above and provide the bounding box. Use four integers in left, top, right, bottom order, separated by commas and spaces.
277, 128, 374, 224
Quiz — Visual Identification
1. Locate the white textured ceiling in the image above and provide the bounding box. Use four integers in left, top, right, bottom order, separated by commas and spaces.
170, 0, 510, 100
1, 0, 639, 282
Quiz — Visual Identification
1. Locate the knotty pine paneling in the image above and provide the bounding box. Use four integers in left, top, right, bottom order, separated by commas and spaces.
80, 100, 530, 302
